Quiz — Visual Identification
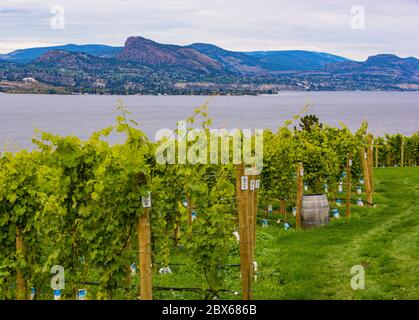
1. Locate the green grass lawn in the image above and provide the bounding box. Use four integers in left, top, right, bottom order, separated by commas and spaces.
153, 167, 419, 300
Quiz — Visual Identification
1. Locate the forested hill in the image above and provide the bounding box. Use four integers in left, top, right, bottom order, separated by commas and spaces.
0, 36, 418, 94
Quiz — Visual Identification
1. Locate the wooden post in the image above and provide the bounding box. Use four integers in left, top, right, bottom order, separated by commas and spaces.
247, 175, 255, 262
375, 144, 379, 168
246, 169, 258, 286
137, 208, 153, 300
235, 164, 252, 300
173, 218, 180, 246
401, 136, 405, 168
16, 226, 27, 300
346, 155, 352, 217
280, 199, 286, 216
360, 148, 373, 206
253, 174, 260, 283
126, 239, 133, 287
296, 163, 304, 229
367, 134, 374, 193
252, 175, 259, 254
265, 200, 269, 218
186, 194, 193, 229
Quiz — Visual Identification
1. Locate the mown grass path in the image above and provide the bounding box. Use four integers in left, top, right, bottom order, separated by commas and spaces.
254, 167, 419, 299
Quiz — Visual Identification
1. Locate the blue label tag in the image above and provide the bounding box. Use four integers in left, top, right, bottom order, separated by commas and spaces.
182, 198, 188, 207
30, 287, 36, 299
54, 289, 61, 300
130, 262, 137, 273
78, 289, 87, 300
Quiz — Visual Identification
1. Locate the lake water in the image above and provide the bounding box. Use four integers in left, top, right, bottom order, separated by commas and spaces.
0, 91, 418, 150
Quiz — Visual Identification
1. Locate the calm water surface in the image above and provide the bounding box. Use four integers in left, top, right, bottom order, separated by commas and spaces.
0, 91, 418, 150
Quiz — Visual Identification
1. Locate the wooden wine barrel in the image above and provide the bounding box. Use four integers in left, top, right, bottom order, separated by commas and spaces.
301, 194, 330, 229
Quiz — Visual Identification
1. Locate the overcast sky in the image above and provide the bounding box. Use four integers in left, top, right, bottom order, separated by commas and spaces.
0, 0, 418, 61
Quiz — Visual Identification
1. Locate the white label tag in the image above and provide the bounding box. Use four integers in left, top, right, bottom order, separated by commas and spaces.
142, 192, 152, 208
250, 180, 255, 191
255, 180, 260, 189
241, 176, 248, 190
349, 159, 353, 167
364, 152, 368, 160
300, 169, 304, 177
233, 231, 240, 242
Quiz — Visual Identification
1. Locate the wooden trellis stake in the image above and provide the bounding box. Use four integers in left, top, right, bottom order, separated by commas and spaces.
375, 144, 379, 168
346, 155, 352, 217
367, 134, 374, 193
387, 151, 391, 167
16, 226, 27, 300
245, 167, 259, 278
296, 163, 304, 229
360, 148, 373, 206
253, 174, 260, 283
247, 174, 255, 261
252, 175, 259, 255
137, 195, 153, 300
280, 199, 286, 216
265, 199, 269, 218
401, 136, 405, 168
126, 239, 133, 286
235, 164, 252, 300
186, 194, 193, 229
173, 218, 180, 246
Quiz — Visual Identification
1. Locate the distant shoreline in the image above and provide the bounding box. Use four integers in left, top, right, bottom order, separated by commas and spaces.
1, 89, 419, 97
